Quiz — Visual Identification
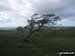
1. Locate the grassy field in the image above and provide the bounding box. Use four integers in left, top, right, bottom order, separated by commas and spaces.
0, 27, 75, 56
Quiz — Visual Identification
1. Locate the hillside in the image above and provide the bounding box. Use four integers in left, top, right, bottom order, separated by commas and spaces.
0, 27, 75, 56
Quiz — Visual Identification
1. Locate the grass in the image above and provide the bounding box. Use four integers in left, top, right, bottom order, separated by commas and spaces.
0, 27, 75, 56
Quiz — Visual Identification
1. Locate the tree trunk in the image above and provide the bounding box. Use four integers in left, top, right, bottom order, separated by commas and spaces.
24, 32, 33, 42
24, 25, 43, 42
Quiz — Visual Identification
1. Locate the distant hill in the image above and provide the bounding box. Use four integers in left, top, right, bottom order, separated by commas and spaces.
0, 27, 16, 30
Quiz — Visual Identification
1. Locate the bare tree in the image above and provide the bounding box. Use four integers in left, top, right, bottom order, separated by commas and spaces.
24, 13, 61, 41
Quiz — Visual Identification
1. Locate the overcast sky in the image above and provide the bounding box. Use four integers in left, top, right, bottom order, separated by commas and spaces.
0, 0, 75, 27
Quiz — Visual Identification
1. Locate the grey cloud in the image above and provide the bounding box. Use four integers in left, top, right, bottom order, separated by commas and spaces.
0, 5, 12, 11
0, 0, 75, 27
0, 0, 12, 11
30, 0, 75, 18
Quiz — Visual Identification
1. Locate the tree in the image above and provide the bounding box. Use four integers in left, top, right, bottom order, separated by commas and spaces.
24, 13, 61, 41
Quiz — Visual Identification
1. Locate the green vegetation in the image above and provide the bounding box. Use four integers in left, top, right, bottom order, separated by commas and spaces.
0, 27, 75, 56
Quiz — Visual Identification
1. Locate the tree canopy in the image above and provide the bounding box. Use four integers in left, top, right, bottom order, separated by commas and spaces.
24, 13, 61, 41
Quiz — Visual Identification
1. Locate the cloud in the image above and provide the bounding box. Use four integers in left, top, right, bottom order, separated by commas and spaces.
0, 0, 75, 27
30, 0, 75, 17
57, 17, 75, 26
0, 0, 12, 11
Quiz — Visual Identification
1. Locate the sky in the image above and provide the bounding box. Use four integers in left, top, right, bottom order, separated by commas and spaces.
0, 0, 75, 27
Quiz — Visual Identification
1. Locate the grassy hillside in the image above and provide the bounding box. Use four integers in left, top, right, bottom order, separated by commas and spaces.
0, 27, 75, 56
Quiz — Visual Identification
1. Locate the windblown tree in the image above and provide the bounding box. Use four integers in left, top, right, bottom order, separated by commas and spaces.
24, 13, 61, 41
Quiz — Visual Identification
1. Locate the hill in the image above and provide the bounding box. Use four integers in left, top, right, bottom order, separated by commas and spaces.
0, 27, 75, 56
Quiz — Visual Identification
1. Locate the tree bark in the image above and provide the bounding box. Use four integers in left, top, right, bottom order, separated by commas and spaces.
24, 24, 43, 42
